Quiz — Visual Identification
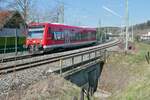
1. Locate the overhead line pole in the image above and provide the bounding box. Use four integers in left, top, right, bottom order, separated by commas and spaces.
132, 24, 134, 42
98, 19, 102, 42
125, 0, 129, 51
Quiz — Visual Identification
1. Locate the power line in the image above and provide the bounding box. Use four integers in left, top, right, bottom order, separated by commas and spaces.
52, 0, 95, 24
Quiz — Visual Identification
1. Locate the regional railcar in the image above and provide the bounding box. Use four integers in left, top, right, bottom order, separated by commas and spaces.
25, 23, 96, 53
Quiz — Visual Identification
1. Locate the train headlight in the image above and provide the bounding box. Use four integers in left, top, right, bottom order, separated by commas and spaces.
33, 40, 36, 43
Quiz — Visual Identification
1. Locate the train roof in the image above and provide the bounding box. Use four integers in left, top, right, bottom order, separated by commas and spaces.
29, 22, 96, 31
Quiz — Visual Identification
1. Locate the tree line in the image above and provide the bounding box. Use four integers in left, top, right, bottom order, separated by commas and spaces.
0, 0, 63, 24
133, 20, 150, 30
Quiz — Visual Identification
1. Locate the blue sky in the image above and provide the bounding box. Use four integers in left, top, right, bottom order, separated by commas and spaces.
26, 0, 150, 27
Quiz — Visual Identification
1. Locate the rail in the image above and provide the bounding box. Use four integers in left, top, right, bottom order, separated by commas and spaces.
0, 40, 113, 63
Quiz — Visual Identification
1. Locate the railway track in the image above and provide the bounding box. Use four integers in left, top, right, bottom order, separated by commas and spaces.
0, 40, 112, 63
0, 44, 97, 63
0, 54, 33, 63
0, 40, 120, 75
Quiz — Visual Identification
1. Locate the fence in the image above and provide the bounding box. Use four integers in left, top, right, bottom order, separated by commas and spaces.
0, 28, 26, 37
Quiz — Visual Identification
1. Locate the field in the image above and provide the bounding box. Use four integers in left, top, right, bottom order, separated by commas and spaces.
97, 42, 150, 100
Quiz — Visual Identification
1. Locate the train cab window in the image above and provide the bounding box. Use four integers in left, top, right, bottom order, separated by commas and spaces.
28, 29, 44, 39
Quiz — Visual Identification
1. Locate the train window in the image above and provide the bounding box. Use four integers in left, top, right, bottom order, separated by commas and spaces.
28, 31, 43, 38
70, 32, 76, 41
81, 33, 83, 40
88, 32, 91, 39
79, 33, 81, 40
48, 28, 51, 34
53, 32, 64, 40
76, 33, 81, 40
29, 25, 45, 29
91, 32, 96, 38
81, 32, 86, 40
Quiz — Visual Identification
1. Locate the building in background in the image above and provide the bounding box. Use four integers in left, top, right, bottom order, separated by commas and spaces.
140, 32, 150, 41
0, 10, 26, 53
0, 10, 26, 37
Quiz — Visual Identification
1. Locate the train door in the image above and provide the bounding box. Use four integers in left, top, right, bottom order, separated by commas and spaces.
64, 30, 70, 44
45, 26, 53, 46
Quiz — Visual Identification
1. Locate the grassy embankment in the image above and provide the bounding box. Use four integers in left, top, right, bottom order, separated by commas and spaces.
98, 42, 150, 100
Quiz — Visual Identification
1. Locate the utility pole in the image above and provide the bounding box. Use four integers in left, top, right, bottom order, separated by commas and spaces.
132, 24, 134, 42
125, 0, 129, 51
105, 27, 107, 41
120, 23, 123, 39
98, 19, 102, 42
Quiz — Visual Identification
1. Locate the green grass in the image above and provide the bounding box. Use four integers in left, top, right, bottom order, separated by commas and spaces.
109, 42, 150, 100
127, 43, 150, 63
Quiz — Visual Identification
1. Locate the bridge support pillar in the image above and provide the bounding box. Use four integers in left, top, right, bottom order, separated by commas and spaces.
65, 61, 104, 99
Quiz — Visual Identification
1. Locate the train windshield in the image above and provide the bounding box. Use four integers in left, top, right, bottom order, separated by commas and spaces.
28, 26, 45, 38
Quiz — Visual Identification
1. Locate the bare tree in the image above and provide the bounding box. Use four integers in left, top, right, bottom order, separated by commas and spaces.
0, 0, 34, 23
1, 0, 63, 23
30, 4, 60, 23
14, 0, 59, 23
14, 0, 34, 23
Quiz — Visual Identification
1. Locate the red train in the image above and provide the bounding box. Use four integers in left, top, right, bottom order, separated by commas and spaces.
25, 23, 97, 53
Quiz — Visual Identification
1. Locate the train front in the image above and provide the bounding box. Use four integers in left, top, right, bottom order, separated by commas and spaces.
25, 25, 45, 53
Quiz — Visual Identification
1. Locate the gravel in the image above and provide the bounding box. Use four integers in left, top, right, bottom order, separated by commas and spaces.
0, 53, 97, 96
0, 65, 48, 95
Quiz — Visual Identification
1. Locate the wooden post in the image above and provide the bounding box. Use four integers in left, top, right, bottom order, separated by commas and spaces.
105, 49, 107, 63
81, 54, 84, 62
15, 29, 18, 55
2, 36, 7, 62
89, 53, 91, 60
60, 59, 63, 76
72, 57, 74, 65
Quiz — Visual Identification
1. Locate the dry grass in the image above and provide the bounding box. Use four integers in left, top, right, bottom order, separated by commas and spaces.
98, 42, 150, 100
0, 75, 81, 100
99, 53, 133, 92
